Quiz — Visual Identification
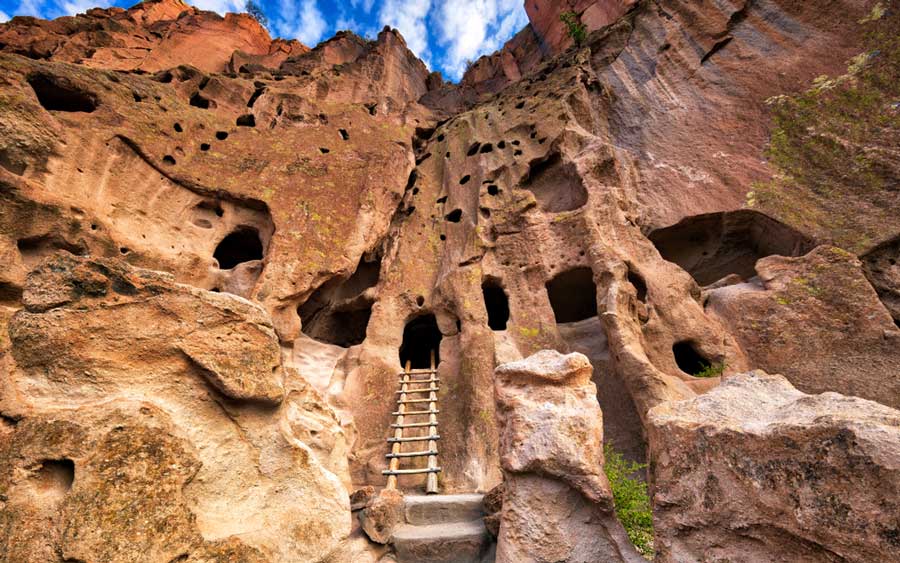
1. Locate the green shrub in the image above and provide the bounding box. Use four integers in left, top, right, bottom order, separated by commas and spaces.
604, 444, 654, 558
694, 362, 725, 378
560, 11, 587, 45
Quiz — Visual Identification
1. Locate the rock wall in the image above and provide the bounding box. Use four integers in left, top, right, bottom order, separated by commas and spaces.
0, 0, 897, 560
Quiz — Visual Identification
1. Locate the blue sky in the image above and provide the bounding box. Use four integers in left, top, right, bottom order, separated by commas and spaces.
0, 0, 529, 80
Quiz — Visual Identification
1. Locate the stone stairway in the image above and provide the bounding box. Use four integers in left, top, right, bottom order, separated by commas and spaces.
392, 494, 494, 563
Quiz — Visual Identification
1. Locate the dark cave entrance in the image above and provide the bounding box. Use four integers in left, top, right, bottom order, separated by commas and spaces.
672, 341, 711, 376
214, 227, 263, 269
27, 74, 98, 113
546, 267, 598, 323
482, 279, 510, 330
399, 314, 442, 369
298, 253, 381, 348
648, 210, 814, 286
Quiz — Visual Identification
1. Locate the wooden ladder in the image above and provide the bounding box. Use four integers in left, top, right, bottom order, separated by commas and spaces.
383, 351, 440, 494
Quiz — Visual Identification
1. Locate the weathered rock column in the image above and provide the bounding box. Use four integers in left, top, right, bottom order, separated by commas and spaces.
493, 350, 644, 562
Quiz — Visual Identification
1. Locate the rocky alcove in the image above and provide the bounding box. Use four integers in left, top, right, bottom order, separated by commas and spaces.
213, 226, 264, 269
399, 314, 442, 369
546, 267, 598, 323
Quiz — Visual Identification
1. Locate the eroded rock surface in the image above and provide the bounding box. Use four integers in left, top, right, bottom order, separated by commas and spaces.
648, 371, 900, 563
493, 350, 642, 562
0, 254, 350, 562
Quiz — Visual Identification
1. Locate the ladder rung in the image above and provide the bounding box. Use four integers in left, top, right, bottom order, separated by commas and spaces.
382, 467, 442, 475
399, 369, 437, 375
399, 378, 440, 384
386, 450, 438, 459
392, 409, 439, 416
391, 421, 438, 428
397, 398, 435, 404
388, 435, 440, 443
396, 388, 438, 395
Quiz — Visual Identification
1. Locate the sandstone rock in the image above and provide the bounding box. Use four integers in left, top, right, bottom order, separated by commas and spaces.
706, 246, 900, 409
493, 350, 642, 562
0, 254, 351, 562
648, 371, 900, 563
360, 488, 405, 544
482, 483, 504, 538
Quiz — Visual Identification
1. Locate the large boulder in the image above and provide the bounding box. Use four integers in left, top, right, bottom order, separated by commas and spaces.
493, 350, 643, 563
706, 246, 900, 409
648, 371, 900, 563
0, 254, 351, 562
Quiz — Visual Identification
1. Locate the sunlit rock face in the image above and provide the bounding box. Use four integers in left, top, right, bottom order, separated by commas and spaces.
0, 0, 898, 560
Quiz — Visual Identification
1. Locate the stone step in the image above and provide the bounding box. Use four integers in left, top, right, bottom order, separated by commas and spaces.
393, 520, 491, 563
404, 494, 485, 526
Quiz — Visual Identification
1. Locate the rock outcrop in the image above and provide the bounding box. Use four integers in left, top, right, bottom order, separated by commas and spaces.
0, 254, 350, 562
493, 350, 643, 562
648, 371, 900, 563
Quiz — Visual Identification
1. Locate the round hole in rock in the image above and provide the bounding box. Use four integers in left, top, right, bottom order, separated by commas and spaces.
546, 267, 598, 323
339, 128, 349, 140
672, 341, 711, 376
189, 92, 211, 109
173, 123, 183, 132
119, 247, 130, 255
498, 140, 506, 149
483, 279, 509, 330
162, 155, 176, 165
215, 131, 228, 140
467, 143, 481, 156
487, 185, 499, 196
416, 295, 425, 307
440, 234, 446, 241
437, 134, 445, 142
200, 143, 210, 151
33, 459, 75, 495
479, 143, 493, 154
399, 314, 442, 369
445, 209, 462, 223
459, 175, 471, 185
319, 147, 330, 154
213, 227, 263, 270
236, 114, 256, 127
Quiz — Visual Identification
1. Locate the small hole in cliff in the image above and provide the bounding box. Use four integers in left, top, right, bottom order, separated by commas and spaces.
514, 150, 523, 156
487, 185, 499, 196
339, 128, 349, 140
365, 103, 377, 116
34, 459, 75, 494
436, 196, 447, 204
445, 209, 462, 223
90, 224, 98, 230
515, 101, 525, 109
132, 91, 144, 102
546, 267, 597, 323
445, 152, 451, 158
200, 143, 210, 151
27, 74, 98, 113
498, 140, 506, 149
459, 175, 471, 185
538, 137, 547, 144
319, 147, 330, 154
416, 295, 425, 307
416, 153, 432, 165
530, 131, 537, 139
511, 140, 520, 146
213, 227, 263, 270
236, 114, 256, 127
467, 143, 481, 156
480, 208, 491, 219
189, 92, 211, 109
673, 341, 711, 376
119, 247, 130, 255
173, 123, 183, 133
627, 267, 648, 302
437, 134, 445, 142
440, 234, 446, 241
483, 279, 509, 331
399, 314, 442, 369
162, 155, 176, 165
479, 143, 494, 154
215, 131, 228, 140
522, 152, 587, 212
412, 187, 420, 195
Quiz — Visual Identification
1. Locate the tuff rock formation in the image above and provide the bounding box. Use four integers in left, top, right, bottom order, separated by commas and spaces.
493, 350, 643, 562
0, 0, 897, 561
648, 371, 900, 563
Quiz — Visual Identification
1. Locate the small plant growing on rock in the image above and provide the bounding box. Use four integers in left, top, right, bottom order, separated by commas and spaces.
694, 362, 726, 378
560, 11, 587, 45
604, 444, 654, 558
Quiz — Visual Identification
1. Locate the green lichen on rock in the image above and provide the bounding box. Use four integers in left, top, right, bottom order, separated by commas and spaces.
752, 2, 899, 253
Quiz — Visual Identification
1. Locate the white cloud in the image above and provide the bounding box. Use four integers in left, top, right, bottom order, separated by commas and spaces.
15, 0, 47, 18
349, 0, 374, 13
0, 10, 9, 22
435, 0, 527, 80
60, 0, 111, 16
191, 0, 245, 14
273, 0, 328, 46
378, 0, 431, 61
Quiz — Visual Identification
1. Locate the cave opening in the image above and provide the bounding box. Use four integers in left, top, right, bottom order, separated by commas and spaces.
521, 152, 587, 213
213, 227, 263, 269
299, 253, 381, 347
399, 314, 442, 369
27, 74, 98, 113
35, 459, 75, 493
546, 267, 598, 323
648, 210, 815, 286
672, 341, 710, 376
627, 267, 648, 302
483, 279, 510, 330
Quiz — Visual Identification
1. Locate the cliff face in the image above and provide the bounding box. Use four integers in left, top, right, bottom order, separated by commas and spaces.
0, 0, 898, 561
